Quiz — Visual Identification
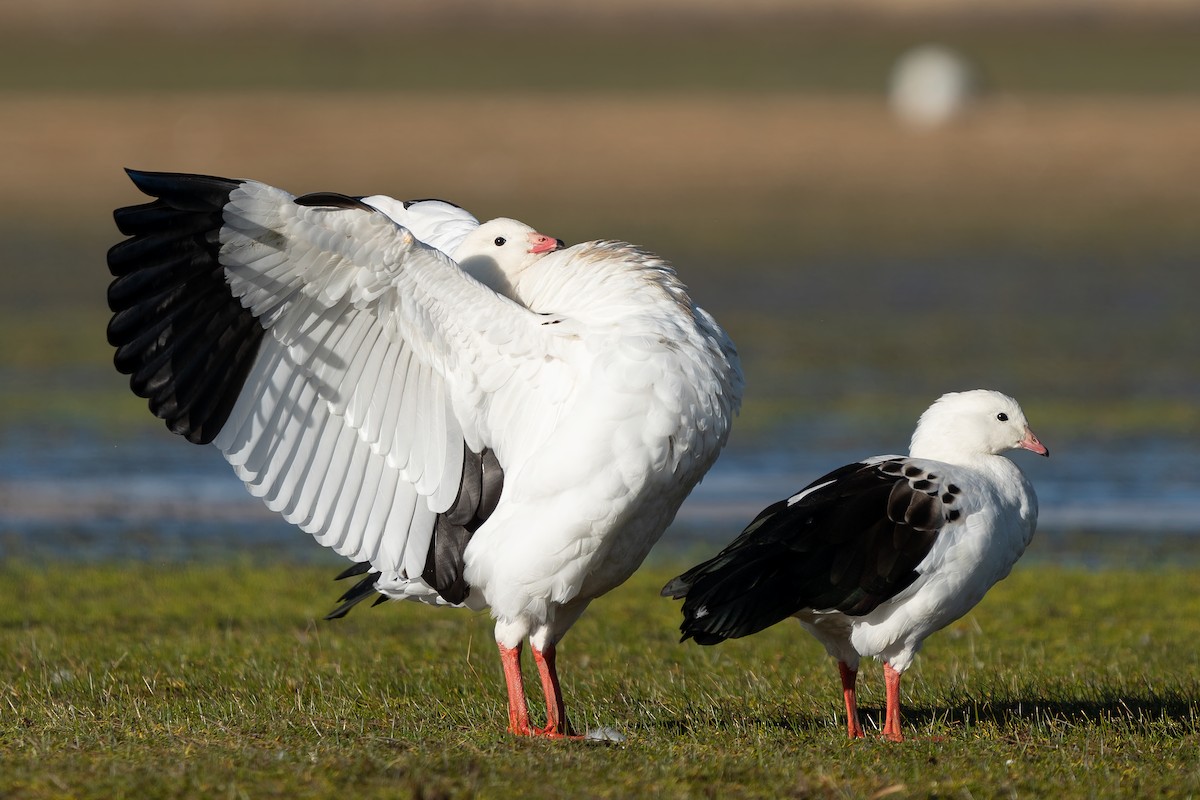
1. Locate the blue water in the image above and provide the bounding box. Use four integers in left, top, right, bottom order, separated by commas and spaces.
2, 424, 1198, 564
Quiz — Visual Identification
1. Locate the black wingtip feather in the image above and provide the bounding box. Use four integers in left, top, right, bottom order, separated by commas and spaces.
106, 168, 264, 444
294, 191, 376, 212
123, 169, 242, 210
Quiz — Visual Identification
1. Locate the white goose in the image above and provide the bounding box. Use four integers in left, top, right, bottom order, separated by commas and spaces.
663, 390, 1045, 742
107, 169, 743, 738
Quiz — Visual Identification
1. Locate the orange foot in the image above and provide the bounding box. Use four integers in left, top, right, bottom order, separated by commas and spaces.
533, 726, 584, 740
508, 722, 582, 740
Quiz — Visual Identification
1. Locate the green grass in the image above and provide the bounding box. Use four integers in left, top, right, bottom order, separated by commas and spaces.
3, 560, 1199, 798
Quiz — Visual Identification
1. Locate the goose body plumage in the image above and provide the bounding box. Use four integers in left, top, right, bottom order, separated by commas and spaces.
107, 169, 743, 737
663, 389, 1045, 741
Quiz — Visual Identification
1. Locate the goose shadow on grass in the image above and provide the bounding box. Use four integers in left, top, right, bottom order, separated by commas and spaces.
900, 692, 1200, 734
654, 691, 1200, 738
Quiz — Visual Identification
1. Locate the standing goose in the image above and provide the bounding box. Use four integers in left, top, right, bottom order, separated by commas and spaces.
663, 390, 1045, 742
106, 169, 743, 738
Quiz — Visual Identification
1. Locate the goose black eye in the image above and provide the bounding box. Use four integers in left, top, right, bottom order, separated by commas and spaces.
493, 237, 506, 246
997, 412, 1009, 422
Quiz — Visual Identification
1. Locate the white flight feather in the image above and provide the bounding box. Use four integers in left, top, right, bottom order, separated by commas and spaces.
210, 180, 576, 583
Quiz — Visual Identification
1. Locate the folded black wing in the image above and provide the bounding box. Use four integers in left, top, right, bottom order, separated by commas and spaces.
663, 458, 961, 644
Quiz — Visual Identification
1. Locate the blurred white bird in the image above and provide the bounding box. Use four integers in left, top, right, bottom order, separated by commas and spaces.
889, 44, 978, 129
107, 169, 743, 738
664, 389, 1044, 742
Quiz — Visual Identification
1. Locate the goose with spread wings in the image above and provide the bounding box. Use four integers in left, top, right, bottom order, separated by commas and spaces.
106, 169, 743, 738
663, 390, 1045, 742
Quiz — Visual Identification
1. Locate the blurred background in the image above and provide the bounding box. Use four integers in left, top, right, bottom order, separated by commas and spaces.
2, 0, 1199, 565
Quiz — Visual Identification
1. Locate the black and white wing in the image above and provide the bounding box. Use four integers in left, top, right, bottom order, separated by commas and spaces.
662, 457, 965, 644
106, 170, 563, 605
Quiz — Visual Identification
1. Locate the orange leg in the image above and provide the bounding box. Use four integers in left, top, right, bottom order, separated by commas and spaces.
498, 642, 532, 736
838, 661, 865, 739
882, 662, 904, 742
532, 643, 580, 738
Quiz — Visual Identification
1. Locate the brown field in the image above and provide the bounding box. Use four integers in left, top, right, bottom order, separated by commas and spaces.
6, 0, 1200, 36
6, 90, 1199, 436
4, 91, 1200, 262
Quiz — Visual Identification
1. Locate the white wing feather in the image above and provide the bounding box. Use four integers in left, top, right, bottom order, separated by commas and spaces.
361, 195, 479, 255
209, 180, 562, 577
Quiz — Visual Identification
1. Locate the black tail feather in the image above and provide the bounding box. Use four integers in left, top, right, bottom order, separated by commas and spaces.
324, 570, 383, 620
334, 561, 373, 581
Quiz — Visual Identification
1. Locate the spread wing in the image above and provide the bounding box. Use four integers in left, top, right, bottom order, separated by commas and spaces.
106, 170, 567, 596
662, 457, 963, 644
